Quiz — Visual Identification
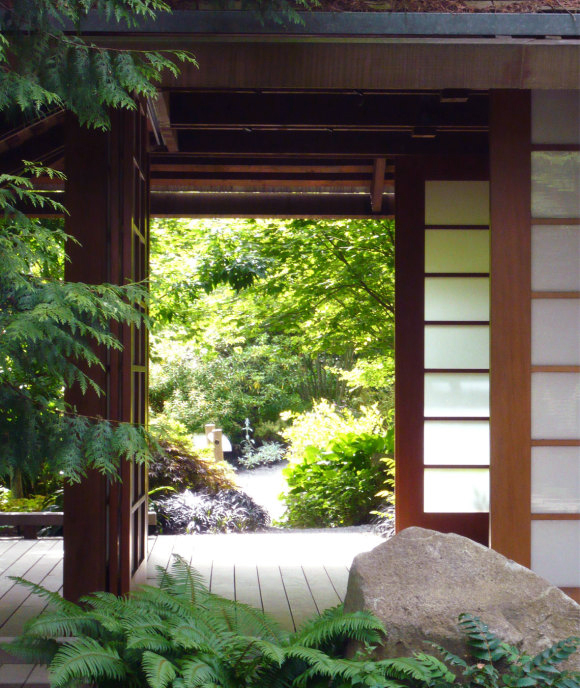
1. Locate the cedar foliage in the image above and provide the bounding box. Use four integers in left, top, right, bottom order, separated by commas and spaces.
0, 167, 154, 487
0, 0, 195, 487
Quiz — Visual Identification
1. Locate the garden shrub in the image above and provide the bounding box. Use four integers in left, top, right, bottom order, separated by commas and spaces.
281, 399, 386, 467
281, 431, 394, 528
238, 441, 287, 469
148, 439, 236, 495
154, 489, 270, 534
0, 486, 59, 512
149, 336, 306, 445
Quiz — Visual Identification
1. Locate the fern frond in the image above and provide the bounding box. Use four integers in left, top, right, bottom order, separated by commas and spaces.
141, 651, 177, 688
49, 637, 126, 688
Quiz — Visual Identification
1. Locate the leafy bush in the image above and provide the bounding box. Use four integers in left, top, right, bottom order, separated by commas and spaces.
154, 489, 270, 534
282, 432, 393, 528
150, 336, 306, 444
281, 399, 386, 467
5, 560, 578, 688
238, 441, 287, 470
0, 487, 60, 512
148, 439, 236, 495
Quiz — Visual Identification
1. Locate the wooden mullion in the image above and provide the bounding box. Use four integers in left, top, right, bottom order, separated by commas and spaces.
425, 464, 490, 469
425, 272, 489, 278
531, 292, 580, 299
425, 416, 490, 422
531, 144, 580, 152
425, 321, 490, 326
424, 224, 489, 230
531, 366, 580, 373
532, 439, 580, 447
531, 218, 580, 226
425, 369, 489, 374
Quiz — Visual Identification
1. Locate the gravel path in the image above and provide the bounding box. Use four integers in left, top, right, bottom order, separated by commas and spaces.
234, 461, 289, 522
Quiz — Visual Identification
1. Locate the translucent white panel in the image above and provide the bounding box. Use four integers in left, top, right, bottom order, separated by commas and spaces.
424, 469, 489, 512
425, 230, 490, 273
425, 373, 489, 418
532, 447, 580, 513
425, 278, 489, 321
532, 226, 580, 291
532, 152, 580, 218
425, 325, 489, 369
531, 520, 580, 587
425, 181, 490, 225
532, 300, 580, 365
532, 373, 580, 440
424, 421, 490, 466
532, 90, 580, 145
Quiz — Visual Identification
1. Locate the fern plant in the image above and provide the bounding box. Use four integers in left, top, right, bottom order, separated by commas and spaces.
427, 613, 580, 688
4, 569, 579, 688
3, 555, 440, 688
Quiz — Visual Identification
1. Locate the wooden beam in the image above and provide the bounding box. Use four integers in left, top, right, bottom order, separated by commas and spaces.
149, 42, 580, 91
152, 91, 179, 152
175, 129, 488, 156
169, 91, 488, 129
371, 157, 386, 213
149, 191, 395, 217
489, 90, 532, 567
0, 125, 64, 174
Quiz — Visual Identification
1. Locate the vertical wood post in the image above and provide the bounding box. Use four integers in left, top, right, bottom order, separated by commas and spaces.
394, 158, 425, 532
63, 108, 149, 600
63, 119, 111, 601
489, 90, 532, 566
213, 429, 224, 461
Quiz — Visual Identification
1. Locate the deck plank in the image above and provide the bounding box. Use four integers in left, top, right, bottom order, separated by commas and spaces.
302, 564, 342, 614
209, 564, 235, 600
323, 566, 351, 603
233, 565, 262, 611
256, 565, 293, 631
279, 565, 318, 632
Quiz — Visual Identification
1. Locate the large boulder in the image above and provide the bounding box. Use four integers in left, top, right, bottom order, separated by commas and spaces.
344, 527, 580, 668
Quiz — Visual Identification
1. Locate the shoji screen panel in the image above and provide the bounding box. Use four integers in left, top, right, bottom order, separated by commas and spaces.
424, 182, 491, 517
530, 90, 580, 598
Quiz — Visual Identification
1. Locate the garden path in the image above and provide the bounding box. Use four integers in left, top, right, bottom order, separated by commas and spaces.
234, 460, 289, 522
0, 529, 384, 686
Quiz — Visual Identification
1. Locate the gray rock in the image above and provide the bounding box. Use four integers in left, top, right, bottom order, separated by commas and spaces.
344, 527, 580, 669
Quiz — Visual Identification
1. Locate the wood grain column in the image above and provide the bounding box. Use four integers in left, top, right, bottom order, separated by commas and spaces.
394, 158, 425, 531
489, 90, 532, 566
63, 118, 111, 601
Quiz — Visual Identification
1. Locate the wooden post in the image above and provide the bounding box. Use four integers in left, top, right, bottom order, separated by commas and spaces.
63, 119, 111, 601
213, 429, 224, 461
63, 107, 149, 601
489, 90, 532, 566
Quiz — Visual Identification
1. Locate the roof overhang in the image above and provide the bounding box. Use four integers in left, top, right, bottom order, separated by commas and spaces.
66, 11, 580, 90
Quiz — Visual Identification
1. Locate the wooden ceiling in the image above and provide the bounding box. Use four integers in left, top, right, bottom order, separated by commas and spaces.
1, 89, 489, 217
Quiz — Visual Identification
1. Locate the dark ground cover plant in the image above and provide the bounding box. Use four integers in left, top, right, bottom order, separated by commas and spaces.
4, 558, 579, 688
153, 488, 270, 533
148, 439, 236, 494
282, 432, 394, 528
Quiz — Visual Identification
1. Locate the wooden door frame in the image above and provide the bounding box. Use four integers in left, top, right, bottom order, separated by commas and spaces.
394, 154, 490, 545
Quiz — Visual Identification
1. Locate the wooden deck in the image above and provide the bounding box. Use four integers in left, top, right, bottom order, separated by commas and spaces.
0, 530, 384, 686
